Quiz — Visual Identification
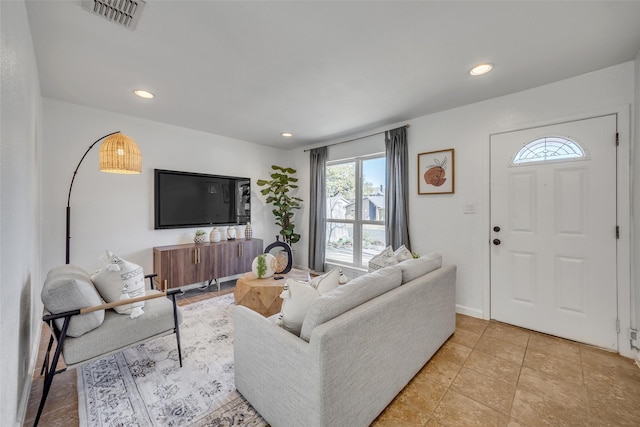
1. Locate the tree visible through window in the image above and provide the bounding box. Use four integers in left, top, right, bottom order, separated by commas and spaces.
513, 136, 586, 165
325, 155, 386, 268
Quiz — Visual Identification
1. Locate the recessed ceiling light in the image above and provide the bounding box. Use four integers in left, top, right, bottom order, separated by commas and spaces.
134, 89, 155, 99
469, 63, 493, 76
281, 132, 293, 137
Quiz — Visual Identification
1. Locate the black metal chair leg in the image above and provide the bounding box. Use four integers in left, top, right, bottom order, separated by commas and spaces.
34, 318, 69, 427
39, 334, 54, 375
170, 292, 183, 367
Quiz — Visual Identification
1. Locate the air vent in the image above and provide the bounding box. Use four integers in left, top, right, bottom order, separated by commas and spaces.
82, 0, 146, 30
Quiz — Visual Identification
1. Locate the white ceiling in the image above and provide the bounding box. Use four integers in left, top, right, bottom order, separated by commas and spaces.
26, 1, 640, 149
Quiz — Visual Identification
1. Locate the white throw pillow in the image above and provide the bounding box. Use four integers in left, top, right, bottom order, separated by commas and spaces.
309, 267, 340, 294
368, 245, 398, 272
394, 245, 413, 262
275, 279, 320, 335
92, 251, 146, 318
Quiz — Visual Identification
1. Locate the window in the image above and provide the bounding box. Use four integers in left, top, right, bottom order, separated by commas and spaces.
512, 136, 587, 165
325, 155, 386, 268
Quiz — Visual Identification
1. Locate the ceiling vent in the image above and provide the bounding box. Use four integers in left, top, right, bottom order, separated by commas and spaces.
81, 0, 146, 30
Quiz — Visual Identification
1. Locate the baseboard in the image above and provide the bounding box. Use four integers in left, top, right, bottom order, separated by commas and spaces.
17, 322, 43, 425
455, 304, 484, 319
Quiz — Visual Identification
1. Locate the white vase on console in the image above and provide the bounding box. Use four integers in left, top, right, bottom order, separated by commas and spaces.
227, 227, 236, 240
210, 228, 221, 243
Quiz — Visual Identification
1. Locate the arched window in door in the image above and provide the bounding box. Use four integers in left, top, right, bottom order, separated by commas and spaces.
512, 136, 588, 165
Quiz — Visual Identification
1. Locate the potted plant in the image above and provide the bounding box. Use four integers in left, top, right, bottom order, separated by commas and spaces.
194, 229, 208, 244
257, 165, 303, 245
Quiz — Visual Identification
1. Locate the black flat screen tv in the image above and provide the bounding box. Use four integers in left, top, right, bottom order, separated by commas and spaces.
154, 169, 250, 229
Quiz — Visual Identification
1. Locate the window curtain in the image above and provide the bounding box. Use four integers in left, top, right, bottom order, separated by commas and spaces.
385, 126, 411, 250
308, 146, 328, 271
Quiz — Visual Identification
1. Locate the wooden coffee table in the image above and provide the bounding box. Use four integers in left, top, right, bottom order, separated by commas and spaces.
234, 269, 310, 316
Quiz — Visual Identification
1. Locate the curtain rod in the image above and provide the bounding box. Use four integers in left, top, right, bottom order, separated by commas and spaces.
303, 124, 410, 152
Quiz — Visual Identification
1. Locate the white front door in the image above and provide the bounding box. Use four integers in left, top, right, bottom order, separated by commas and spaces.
490, 115, 618, 350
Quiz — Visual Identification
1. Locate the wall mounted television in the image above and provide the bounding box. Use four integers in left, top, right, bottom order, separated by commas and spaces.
154, 169, 251, 229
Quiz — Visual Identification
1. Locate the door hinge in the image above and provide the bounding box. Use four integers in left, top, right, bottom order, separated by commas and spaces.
616, 318, 620, 333
616, 132, 619, 146
616, 225, 620, 239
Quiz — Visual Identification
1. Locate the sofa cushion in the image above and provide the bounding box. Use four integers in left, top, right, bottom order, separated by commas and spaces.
368, 245, 398, 272
397, 253, 443, 284
41, 265, 105, 338
299, 266, 403, 342
275, 279, 320, 335
394, 244, 414, 262
92, 252, 146, 318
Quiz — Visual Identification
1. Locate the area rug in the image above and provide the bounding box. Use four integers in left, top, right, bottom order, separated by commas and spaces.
77, 293, 267, 426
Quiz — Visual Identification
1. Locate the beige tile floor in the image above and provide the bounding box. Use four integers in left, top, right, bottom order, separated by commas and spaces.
25, 288, 640, 426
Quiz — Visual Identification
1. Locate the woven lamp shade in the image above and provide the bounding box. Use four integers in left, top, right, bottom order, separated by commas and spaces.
99, 133, 142, 174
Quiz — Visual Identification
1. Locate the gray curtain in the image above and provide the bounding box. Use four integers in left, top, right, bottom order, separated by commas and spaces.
385, 127, 411, 251
308, 146, 327, 271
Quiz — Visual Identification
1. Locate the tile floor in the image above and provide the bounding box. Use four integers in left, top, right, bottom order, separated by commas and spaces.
24, 285, 640, 426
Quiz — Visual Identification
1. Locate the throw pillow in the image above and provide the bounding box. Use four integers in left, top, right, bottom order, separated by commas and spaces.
368, 245, 398, 272
275, 279, 320, 335
300, 266, 403, 342
309, 267, 341, 294
394, 245, 414, 262
41, 265, 105, 338
92, 251, 146, 318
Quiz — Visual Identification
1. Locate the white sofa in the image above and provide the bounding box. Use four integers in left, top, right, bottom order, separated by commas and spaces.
234, 256, 456, 427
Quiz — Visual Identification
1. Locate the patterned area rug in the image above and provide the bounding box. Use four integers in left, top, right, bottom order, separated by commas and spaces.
77, 293, 267, 426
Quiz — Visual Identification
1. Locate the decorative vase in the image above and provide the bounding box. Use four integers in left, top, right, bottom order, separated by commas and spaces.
210, 228, 221, 243
244, 222, 253, 239
227, 227, 236, 240
339, 270, 348, 284
264, 236, 293, 274
251, 253, 275, 279
194, 233, 208, 244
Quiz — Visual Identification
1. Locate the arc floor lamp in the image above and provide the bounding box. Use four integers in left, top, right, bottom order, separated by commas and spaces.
66, 131, 142, 264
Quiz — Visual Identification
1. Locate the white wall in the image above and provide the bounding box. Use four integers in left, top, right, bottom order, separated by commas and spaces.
408, 62, 634, 320
0, 1, 42, 425
296, 61, 635, 338
40, 99, 286, 277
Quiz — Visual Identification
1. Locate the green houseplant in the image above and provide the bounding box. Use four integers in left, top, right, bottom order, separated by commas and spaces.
257, 165, 303, 245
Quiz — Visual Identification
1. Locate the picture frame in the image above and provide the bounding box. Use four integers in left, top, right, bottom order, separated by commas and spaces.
418, 148, 455, 194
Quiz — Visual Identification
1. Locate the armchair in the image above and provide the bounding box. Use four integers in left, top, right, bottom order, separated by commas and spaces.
34, 265, 183, 426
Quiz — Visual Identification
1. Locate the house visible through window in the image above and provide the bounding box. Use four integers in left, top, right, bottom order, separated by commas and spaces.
512, 136, 587, 165
325, 155, 386, 268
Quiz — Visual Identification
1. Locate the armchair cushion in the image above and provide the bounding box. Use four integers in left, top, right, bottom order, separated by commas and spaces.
41, 265, 105, 338
62, 290, 182, 365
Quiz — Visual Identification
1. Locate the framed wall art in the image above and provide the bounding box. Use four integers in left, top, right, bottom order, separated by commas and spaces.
418, 148, 454, 194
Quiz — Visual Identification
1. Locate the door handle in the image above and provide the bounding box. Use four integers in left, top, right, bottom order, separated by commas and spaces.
493, 239, 501, 246
493, 226, 501, 232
